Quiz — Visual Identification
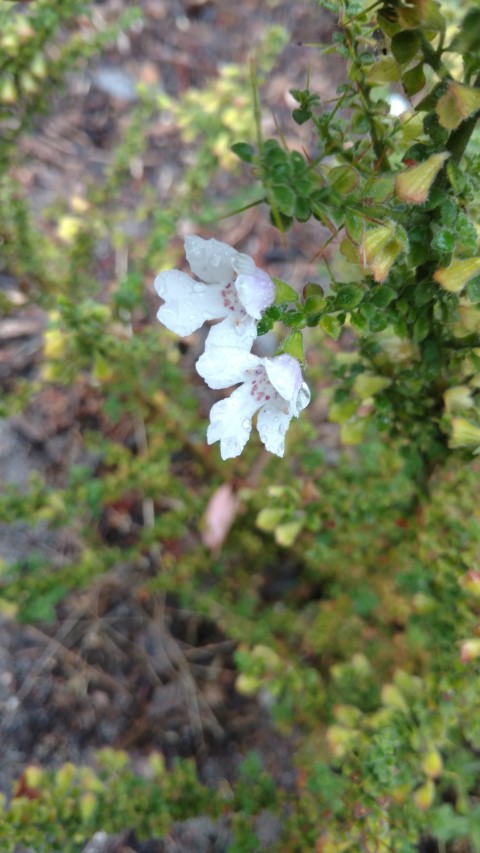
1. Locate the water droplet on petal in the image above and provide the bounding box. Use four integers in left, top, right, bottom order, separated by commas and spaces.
242, 418, 250, 430
192, 283, 204, 294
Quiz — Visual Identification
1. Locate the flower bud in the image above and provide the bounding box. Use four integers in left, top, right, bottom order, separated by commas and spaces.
434, 257, 480, 293
414, 779, 435, 811
0, 78, 17, 105
381, 684, 409, 714
395, 152, 449, 204
444, 385, 474, 413
460, 638, 480, 663
449, 418, 480, 449
421, 749, 443, 779
459, 571, 480, 598
80, 792, 97, 822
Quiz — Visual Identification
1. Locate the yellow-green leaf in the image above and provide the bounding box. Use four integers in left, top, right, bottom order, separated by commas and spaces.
436, 82, 480, 130
434, 257, 480, 293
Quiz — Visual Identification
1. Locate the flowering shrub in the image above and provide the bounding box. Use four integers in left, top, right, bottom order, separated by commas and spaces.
1, 0, 480, 851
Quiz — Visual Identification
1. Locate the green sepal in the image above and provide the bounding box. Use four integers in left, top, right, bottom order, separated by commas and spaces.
280, 330, 305, 362
273, 277, 299, 305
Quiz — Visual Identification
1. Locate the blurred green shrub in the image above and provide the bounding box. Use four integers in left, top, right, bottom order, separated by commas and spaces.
1, 0, 480, 851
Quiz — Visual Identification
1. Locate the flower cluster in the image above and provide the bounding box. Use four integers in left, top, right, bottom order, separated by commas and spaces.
154, 236, 310, 459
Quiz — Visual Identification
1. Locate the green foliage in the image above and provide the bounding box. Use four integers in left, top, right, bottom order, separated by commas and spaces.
0, 750, 282, 852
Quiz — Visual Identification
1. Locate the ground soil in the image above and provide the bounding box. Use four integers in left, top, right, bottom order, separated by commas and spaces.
0, 1, 344, 850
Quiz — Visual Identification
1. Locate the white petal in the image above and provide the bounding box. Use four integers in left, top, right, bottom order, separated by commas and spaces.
204, 313, 258, 351
235, 269, 275, 320
256, 400, 293, 457
196, 347, 260, 390
264, 354, 302, 405
295, 381, 311, 415
232, 252, 256, 275
185, 235, 237, 285
207, 383, 260, 460
155, 270, 226, 336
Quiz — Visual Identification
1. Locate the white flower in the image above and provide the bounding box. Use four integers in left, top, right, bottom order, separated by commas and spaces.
154, 235, 275, 350
196, 347, 311, 459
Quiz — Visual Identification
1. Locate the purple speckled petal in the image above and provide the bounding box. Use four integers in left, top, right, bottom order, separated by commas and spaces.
263, 354, 303, 406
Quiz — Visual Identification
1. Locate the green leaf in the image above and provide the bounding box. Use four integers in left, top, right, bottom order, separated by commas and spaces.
431, 229, 455, 255
413, 314, 430, 342
466, 276, 480, 303
391, 30, 420, 64
369, 286, 396, 308
273, 277, 299, 304
304, 294, 327, 315
270, 184, 296, 216
334, 284, 364, 311
367, 57, 402, 85
283, 309, 306, 328
402, 62, 426, 96
320, 314, 342, 339
292, 108, 311, 125
231, 142, 254, 163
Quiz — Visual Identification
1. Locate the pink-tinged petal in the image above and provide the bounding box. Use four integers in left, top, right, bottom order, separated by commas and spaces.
202, 483, 239, 552
196, 347, 260, 390
235, 269, 275, 320
204, 313, 258, 351
185, 235, 237, 285
257, 401, 293, 457
155, 270, 226, 336
207, 383, 261, 460
264, 354, 302, 404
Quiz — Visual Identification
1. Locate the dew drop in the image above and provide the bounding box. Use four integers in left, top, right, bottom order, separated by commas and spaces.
192, 283, 203, 294
242, 418, 250, 430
